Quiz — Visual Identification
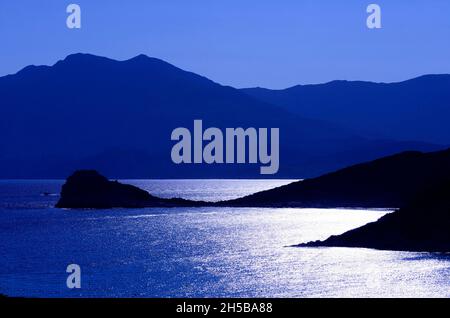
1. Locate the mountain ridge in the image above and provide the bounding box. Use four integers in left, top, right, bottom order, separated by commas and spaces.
241, 74, 450, 144
221, 147, 450, 208
0, 53, 445, 178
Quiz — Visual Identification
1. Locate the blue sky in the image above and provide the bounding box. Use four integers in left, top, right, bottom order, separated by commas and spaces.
1, 0, 450, 88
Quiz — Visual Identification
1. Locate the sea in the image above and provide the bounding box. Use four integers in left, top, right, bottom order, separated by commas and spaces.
0, 179, 449, 298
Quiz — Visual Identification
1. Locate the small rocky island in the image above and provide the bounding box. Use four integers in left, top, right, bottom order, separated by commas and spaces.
298, 180, 450, 252
56, 170, 206, 208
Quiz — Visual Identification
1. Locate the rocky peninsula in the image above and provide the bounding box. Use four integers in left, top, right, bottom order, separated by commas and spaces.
297, 180, 450, 252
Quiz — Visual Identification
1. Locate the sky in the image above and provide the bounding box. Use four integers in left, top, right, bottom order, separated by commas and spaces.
0, 0, 450, 88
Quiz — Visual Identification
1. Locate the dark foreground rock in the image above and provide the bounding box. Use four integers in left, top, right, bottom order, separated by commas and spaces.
56, 170, 207, 208
297, 181, 450, 252
222, 148, 450, 208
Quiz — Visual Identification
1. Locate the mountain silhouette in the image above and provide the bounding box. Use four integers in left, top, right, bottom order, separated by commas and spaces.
0, 53, 442, 178
242, 75, 450, 144
223, 148, 450, 208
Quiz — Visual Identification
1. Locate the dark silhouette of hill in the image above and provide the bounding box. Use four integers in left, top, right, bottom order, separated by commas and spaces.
0, 53, 442, 178
56, 148, 450, 210
298, 180, 450, 252
242, 75, 450, 144
56, 170, 206, 208
222, 148, 450, 208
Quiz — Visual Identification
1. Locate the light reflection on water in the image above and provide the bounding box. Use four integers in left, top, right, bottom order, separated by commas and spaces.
0, 180, 449, 298
123, 179, 298, 202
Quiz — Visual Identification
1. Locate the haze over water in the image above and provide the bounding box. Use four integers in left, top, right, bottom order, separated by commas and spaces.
0, 179, 449, 297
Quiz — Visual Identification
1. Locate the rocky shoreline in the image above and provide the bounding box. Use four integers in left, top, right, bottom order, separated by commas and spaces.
297, 180, 450, 252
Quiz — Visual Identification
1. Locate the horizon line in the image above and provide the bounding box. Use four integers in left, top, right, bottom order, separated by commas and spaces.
3, 52, 450, 90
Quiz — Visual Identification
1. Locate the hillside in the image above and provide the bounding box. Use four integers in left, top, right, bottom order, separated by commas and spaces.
223, 148, 450, 208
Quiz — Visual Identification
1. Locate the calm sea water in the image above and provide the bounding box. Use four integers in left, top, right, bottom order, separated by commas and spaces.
0, 179, 449, 298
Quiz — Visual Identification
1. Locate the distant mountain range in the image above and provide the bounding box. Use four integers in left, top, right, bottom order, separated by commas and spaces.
0, 53, 447, 178
242, 75, 450, 144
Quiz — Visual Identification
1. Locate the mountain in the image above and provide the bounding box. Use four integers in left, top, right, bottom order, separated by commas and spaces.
223, 148, 450, 208
242, 75, 450, 144
0, 53, 442, 178
298, 180, 450, 252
